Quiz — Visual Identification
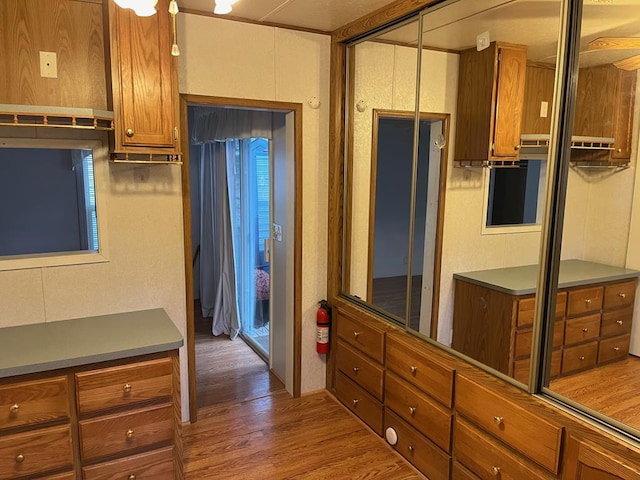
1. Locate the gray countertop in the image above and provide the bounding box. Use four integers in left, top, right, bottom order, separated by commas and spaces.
0, 308, 183, 378
453, 259, 640, 295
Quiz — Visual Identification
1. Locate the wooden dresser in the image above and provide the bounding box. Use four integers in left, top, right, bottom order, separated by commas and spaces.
452, 260, 638, 382
0, 309, 183, 480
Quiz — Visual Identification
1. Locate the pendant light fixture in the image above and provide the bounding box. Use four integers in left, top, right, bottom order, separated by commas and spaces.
214, 0, 238, 15
113, 0, 158, 17
169, 0, 180, 56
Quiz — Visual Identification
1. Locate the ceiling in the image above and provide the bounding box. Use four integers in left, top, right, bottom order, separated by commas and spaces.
177, 0, 398, 32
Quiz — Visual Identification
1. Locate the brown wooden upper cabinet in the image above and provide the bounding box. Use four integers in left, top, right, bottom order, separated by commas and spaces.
572, 64, 636, 163
454, 42, 528, 165
106, 0, 179, 155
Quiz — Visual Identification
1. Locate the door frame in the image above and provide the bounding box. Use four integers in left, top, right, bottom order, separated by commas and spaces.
180, 94, 303, 421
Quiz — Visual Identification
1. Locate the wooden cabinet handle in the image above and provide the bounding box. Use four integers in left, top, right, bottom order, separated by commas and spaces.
619, 292, 626, 299
125, 128, 135, 137
584, 298, 591, 305
128, 475, 136, 480
409, 406, 416, 416
126, 429, 135, 439
493, 416, 504, 425
614, 346, 620, 351
514, 144, 521, 151
9, 403, 19, 414
353, 331, 360, 339
352, 367, 359, 374
123, 383, 132, 393
352, 399, 359, 407
407, 445, 414, 453
492, 466, 501, 476
15, 453, 25, 463
617, 320, 624, 326
582, 328, 589, 333
409, 365, 417, 374
579, 355, 585, 361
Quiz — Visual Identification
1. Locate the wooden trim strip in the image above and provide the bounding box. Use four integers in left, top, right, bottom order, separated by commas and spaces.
180, 8, 330, 36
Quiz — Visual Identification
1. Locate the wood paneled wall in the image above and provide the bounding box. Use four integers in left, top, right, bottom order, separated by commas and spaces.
0, 0, 107, 109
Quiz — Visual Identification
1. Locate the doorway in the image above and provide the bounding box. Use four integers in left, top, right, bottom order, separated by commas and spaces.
180, 95, 303, 421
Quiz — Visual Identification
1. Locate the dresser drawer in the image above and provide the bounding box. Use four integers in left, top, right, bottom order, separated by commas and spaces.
453, 461, 480, 480
384, 409, 450, 480
454, 417, 554, 480
336, 311, 385, 363
513, 349, 561, 384
336, 340, 384, 401
0, 376, 69, 431
517, 292, 566, 327
598, 334, 631, 364
562, 342, 598, 375
455, 374, 562, 474
601, 307, 633, 338
515, 321, 564, 359
564, 314, 600, 346
39, 473, 76, 480
384, 371, 451, 452
386, 333, 455, 408
335, 372, 383, 435
76, 358, 172, 416
82, 446, 174, 480
567, 286, 603, 316
0, 424, 73, 480
603, 280, 637, 310
79, 403, 173, 461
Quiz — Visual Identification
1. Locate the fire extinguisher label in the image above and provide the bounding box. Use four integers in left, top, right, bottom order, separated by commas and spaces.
316, 326, 329, 343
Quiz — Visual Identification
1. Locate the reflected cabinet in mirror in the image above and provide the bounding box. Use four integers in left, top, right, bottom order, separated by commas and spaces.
336, 0, 640, 440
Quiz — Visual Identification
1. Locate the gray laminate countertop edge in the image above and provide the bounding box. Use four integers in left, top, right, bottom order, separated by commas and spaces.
453, 259, 640, 296
0, 308, 184, 378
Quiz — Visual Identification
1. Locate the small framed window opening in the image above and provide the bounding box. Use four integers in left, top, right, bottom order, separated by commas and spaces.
482, 159, 547, 235
0, 137, 109, 271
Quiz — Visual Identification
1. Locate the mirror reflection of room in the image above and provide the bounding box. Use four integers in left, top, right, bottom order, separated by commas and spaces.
341, 0, 640, 436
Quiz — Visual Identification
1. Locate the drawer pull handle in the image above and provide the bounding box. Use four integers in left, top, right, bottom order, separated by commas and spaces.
126, 429, 135, 439
128, 475, 136, 480
409, 365, 418, 374
491, 466, 501, 476
493, 416, 504, 425
9, 403, 19, 414
409, 406, 416, 416
126, 128, 135, 137
617, 320, 624, 326
585, 298, 591, 305
352, 367, 359, 374
407, 445, 414, 453
15, 454, 25, 464
353, 331, 360, 339
614, 346, 620, 351
579, 355, 585, 361
352, 399, 359, 407
619, 292, 626, 299
582, 328, 589, 333
123, 383, 132, 393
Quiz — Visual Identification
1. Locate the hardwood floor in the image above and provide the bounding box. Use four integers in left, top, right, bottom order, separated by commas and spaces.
550, 355, 640, 430
183, 391, 423, 479
194, 301, 285, 409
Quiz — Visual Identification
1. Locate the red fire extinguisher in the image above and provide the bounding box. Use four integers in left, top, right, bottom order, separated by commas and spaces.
316, 299, 331, 354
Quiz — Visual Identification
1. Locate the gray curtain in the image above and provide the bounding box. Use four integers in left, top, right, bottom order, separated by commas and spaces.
192, 108, 272, 338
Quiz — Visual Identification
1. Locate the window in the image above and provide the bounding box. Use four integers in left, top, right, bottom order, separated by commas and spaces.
483, 159, 546, 233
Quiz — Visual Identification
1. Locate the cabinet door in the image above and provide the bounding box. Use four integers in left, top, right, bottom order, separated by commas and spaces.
112, 0, 176, 149
563, 436, 640, 480
492, 45, 527, 158
611, 69, 636, 160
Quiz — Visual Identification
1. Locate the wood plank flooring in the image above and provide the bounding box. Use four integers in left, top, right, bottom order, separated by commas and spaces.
194, 301, 285, 409
183, 391, 423, 479
550, 355, 640, 430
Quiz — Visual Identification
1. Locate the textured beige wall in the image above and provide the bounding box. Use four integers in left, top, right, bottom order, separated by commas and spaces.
178, 14, 331, 395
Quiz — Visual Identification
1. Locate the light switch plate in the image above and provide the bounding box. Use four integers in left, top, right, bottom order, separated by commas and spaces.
40, 51, 57, 78
273, 223, 283, 242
